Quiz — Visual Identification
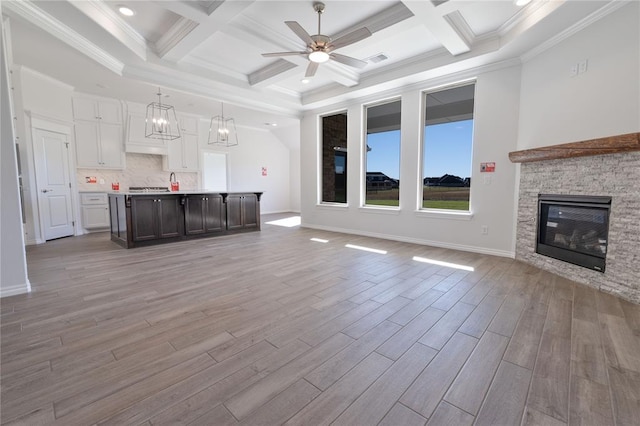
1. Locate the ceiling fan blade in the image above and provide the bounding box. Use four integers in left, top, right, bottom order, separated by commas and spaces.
285, 21, 314, 46
330, 53, 367, 69
329, 27, 372, 51
262, 51, 307, 57
305, 61, 319, 78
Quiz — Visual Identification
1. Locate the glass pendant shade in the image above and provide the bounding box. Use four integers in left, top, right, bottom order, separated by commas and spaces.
208, 103, 238, 147
145, 89, 181, 140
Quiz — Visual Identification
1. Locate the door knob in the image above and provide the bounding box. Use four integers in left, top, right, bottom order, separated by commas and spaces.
41, 189, 52, 193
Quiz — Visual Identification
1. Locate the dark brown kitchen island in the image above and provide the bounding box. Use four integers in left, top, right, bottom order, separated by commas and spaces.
108, 191, 262, 248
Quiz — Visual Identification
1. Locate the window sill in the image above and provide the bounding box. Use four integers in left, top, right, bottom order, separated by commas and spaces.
414, 209, 474, 221
358, 206, 401, 215
316, 203, 349, 210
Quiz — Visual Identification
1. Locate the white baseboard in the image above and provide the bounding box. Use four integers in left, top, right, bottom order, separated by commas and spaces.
261, 210, 301, 215
1, 280, 31, 298
300, 222, 515, 259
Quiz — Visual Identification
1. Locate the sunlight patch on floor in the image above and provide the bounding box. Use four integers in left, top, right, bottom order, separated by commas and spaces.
310, 238, 329, 243
412, 256, 474, 271
345, 244, 388, 254
265, 216, 301, 227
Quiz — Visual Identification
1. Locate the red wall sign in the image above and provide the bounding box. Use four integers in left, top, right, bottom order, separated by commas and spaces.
480, 162, 495, 173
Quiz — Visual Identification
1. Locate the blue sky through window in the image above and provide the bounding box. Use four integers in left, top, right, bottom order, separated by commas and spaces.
365, 119, 473, 181
424, 119, 473, 178
366, 130, 401, 179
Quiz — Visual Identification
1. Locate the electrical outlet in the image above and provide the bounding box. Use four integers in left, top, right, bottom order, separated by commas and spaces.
99, 178, 105, 185
481, 225, 489, 235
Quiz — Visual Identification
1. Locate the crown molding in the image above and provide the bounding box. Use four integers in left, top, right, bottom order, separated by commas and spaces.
123, 64, 302, 118
154, 17, 199, 59
69, 0, 147, 60
521, 0, 631, 63
2, 0, 124, 75
180, 54, 248, 82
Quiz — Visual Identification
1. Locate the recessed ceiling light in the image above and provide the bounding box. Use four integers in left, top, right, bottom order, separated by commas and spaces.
271, 123, 278, 127
301, 79, 310, 84
118, 5, 135, 16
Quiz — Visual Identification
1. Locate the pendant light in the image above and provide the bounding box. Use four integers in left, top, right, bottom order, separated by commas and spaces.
208, 102, 238, 147
145, 87, 181, 140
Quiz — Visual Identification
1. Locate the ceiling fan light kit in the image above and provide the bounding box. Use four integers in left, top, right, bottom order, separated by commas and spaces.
262, 2, 372, 78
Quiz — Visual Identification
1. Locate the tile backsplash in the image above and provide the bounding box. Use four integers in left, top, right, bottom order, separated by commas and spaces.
76, 153, 198, 192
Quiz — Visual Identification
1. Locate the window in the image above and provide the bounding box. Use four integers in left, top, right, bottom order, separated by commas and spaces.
422, 83, 474, 211
365, 99, 401, 207
321, 112, 348, 203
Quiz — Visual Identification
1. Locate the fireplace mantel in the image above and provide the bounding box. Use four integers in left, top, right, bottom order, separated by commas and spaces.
509, 132, 640, 163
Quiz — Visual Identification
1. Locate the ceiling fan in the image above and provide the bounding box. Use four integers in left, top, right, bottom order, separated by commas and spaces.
261, 2, 372, 78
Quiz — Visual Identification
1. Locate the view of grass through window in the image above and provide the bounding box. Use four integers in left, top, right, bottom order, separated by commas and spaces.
365, 100, 401, 206
423, 84, 474, 211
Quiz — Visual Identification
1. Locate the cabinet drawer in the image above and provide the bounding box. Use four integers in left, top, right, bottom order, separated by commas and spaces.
81, 193, 108, 205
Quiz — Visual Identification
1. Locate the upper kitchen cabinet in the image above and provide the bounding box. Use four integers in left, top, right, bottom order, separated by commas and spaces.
73, 95, 125, 169
72, 96, 122, 124
125, 111, 168, 155
164, 114, 200, 171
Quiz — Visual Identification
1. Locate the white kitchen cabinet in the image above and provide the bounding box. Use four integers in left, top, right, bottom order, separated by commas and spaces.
72, 97, 122, 124
80, 192, 109, 229
125, 112, 167, 155
74, 120, 125, 169
164, 115, 200, 171
73, 95, 125, 169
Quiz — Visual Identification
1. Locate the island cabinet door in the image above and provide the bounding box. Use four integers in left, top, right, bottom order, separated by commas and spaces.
184, 195, 206, 235
226, 193, 259, 230
131, 196, 158, 241
204, 194, 225, 233
226, 194, 244, 230
242, 194, 259, 229
156, 195, 183, 239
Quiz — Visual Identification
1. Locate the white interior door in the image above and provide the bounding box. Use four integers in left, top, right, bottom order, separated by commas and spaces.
203, 151, 227, 191
33, 128, 74, 240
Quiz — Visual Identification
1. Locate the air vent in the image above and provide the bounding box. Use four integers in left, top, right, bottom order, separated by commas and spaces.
431, 0, 449, 6
368, 53, 388, 64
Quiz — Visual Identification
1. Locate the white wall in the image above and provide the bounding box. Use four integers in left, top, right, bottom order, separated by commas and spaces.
300, 65, 521, 257
1, 23, 29, 297
518, 2, 640, 149
273, 124, 301, 213
204, 126, 292, 214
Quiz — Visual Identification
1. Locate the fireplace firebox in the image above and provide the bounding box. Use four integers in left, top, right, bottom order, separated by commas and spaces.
536, 194, 611, 272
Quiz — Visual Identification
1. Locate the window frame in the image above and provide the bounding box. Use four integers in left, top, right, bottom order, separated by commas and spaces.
361, 96, 402, 210
418, 80, 476, 215
318, 110, 349, 206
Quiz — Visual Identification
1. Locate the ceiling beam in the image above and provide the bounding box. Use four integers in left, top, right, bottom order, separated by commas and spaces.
2, 0, 124, 75
402, 0, 470, 56
156, 0, 256, 63
68, 0, 147, 60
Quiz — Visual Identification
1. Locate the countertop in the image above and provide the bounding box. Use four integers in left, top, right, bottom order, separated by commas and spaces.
109, 190, 263, 196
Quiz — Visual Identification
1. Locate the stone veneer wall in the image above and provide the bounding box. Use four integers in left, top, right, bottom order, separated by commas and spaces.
76, 153, 198, 192
516, 151, 640, 303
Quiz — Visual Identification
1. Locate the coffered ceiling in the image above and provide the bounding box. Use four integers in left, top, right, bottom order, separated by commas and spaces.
1, 0, 623, 126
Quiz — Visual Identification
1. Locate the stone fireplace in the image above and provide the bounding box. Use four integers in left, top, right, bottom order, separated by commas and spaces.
512, 133, 640, 303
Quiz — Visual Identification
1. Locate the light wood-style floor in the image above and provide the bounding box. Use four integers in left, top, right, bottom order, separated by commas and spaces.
2, 213, 640, 425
